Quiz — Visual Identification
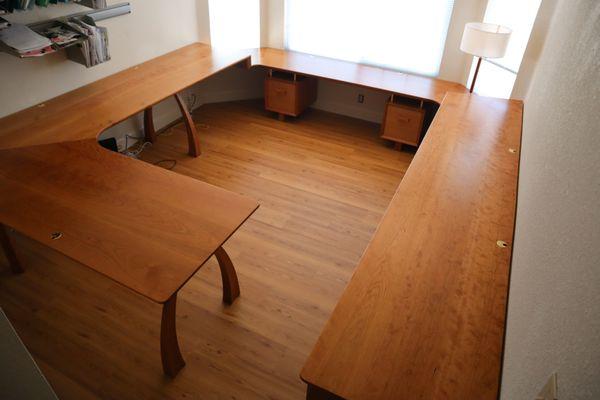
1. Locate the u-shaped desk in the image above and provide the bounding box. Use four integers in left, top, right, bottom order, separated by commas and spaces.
0, 43, 522, 399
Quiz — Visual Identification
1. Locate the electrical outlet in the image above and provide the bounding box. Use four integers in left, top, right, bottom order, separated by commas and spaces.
536, 373, 557, 400
357, 94, 364, 103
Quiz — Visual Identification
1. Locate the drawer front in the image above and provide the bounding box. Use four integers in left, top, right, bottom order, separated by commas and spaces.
265, 78, 296, 115
382, 104, 425, 146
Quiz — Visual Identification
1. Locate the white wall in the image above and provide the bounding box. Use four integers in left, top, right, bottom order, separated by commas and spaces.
501, 1, 600, 399
438, 0, 487, 83
510, 0, 557, 100
0, 0, 205, 118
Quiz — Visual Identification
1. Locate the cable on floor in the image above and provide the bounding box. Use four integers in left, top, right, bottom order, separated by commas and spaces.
122, 134, 152, 158
153, 159, 177, 170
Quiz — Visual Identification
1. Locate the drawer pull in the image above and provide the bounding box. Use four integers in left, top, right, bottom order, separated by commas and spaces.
397, 117, 410, 123
275, 89, 287, 95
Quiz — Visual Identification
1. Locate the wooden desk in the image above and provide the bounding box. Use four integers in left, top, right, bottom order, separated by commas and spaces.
253, 48, 468, 104
0, 44, 253, 150
0, 44, 523, 394
0, 44, 259, 377
253, 49, 523, 399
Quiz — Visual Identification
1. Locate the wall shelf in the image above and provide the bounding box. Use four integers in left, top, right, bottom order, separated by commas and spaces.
0, 2, 130, 67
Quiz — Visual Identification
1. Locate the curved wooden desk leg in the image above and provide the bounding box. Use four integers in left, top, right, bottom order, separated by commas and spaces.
214, 246, 240, 304
143, 106, 156, 144
161, 294, 185, 377
174, 93, 201, 157
0, 224, 23, 274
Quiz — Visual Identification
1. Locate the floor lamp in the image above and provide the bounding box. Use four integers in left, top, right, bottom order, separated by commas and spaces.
460, 22, 512, 93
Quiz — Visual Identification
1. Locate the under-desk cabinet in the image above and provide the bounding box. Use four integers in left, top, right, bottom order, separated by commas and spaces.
265, 70, 318, 119
381, 95, 426, 149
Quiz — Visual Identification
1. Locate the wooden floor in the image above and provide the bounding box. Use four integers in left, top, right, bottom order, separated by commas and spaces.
0, 100, 413, 400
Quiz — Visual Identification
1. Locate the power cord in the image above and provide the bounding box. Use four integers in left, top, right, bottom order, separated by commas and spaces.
122, 134, 152, 158
153, 159, 177, 170
187, 93, 198, 111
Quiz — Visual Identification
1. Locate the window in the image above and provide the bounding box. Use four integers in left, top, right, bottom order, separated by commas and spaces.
284, 0, 455, 77
209, 0, 260, 50
468, 0, 542, 98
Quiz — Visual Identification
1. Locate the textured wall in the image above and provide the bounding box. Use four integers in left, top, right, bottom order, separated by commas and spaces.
501, 1, 600, 399
511, 0, 558, 100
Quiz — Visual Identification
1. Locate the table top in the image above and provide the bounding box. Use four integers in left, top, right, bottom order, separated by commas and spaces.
300, 93, 523, 399
0, 44, 252, 150
253, 48, 469, 104
0, 43, 259, 304
0, 140, 258, 303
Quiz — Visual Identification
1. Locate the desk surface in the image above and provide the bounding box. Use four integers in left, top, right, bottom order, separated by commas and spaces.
0, 44, 252, 150
0, 140, 258, 303
301, 93, 522, 399
254, 47, 522, 399
0, 43, 259, 303
253, 48, 468, 104
0, 43, 522, 398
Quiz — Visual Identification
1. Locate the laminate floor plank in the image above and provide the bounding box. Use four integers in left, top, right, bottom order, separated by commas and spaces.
0, 100, 412, 399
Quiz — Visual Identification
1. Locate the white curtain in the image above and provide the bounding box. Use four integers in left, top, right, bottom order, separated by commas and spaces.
209, 0, 260, 50
285, 0, 455, 76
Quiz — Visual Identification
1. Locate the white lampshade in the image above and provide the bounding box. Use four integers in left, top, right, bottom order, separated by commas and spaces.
460, 22, 512, 59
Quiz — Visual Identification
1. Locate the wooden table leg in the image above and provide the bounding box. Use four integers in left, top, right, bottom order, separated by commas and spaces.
174, 93, 201, 157
161, 294, 185, 377
214, 246, 240, 304
0, 224, 23, 274
143, 107, 156, 144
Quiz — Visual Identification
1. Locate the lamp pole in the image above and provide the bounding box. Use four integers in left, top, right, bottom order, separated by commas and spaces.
470, 56, 482, 93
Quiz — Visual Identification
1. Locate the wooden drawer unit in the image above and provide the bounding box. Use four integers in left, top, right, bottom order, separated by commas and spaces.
265, 70, 317, 119
381, 98, 426, 148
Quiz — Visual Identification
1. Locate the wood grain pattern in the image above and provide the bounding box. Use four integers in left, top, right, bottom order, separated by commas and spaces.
380, 102, 426, 146
0, 140, 258, 303
0, 44, 253, 150
264, 74, 318, 118
254, 48, 469, 104
301, 93, 523, 399
160, 294, 186, 377
174, 93, 201, 157
143, 107, 157, 143
1, 101, 411, 399
214, 246, 241, 305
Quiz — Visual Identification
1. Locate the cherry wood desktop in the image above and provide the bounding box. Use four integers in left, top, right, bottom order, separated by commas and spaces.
0, 44, 259, 378
0, 43, 522, 397
254, 49, 522, 399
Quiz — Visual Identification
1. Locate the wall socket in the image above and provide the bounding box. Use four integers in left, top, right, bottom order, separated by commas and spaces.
536, 373, 557, 400
357, 94, 364, 103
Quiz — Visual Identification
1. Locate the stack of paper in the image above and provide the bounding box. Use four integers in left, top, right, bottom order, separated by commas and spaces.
67, 19, 108, 67
39, 23, 83, 48
0, 23, 54, 56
